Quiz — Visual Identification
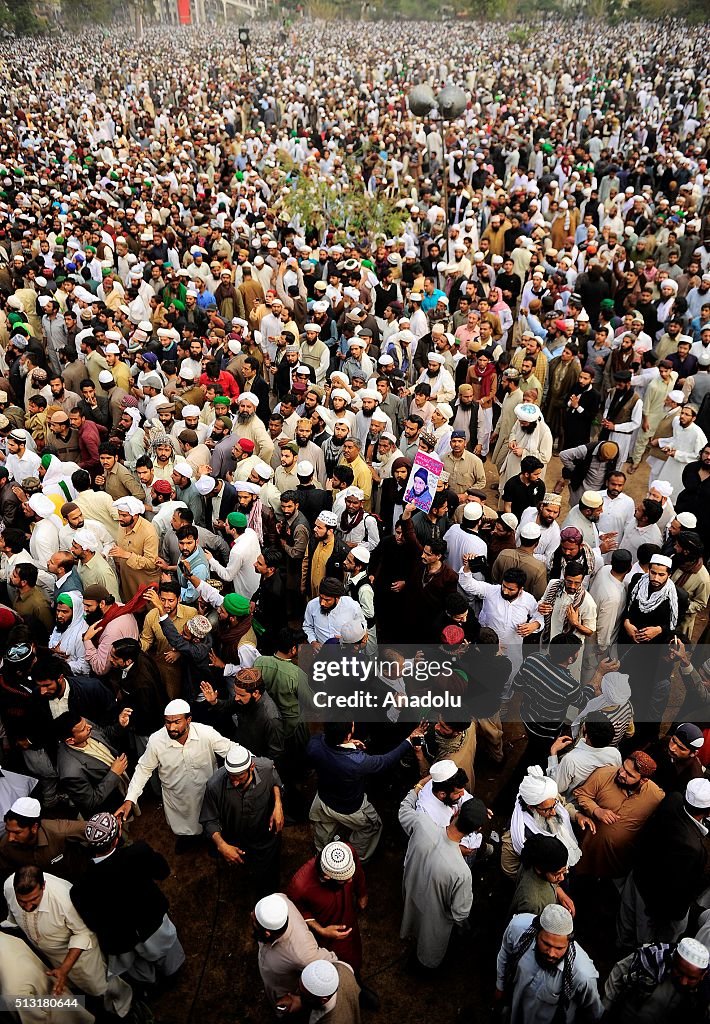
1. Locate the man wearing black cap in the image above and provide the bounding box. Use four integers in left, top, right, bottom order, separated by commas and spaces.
599, 370, 642, 465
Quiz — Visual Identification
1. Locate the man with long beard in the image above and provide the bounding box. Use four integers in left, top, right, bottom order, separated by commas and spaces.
414, 353, 456, 405
498, 403, 553, 491
322, 420, 350, 478
293, 418, 327, 485
496, 904, 603, 1024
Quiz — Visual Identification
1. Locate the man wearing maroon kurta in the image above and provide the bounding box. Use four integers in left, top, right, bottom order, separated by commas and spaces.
287, 840, 367, 972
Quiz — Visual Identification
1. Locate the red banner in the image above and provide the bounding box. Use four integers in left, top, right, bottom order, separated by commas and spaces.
177, 0, 192, 24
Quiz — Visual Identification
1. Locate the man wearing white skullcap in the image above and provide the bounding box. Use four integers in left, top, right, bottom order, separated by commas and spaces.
619, 776, 710, 949
117, 700, 231, 842
398, 780, 487, 967
413, 759, 487, 857
253, 892, 337, 1008
496, 904, 602, 1024
0, 795, 89, 879
285, 958, 361, 1021
286, 840, 370, 980
604, 934, 709, 1023
109, 495, 162, 599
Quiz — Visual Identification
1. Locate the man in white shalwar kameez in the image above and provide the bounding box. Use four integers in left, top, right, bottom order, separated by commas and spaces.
656, 405, 707, 497
118, 699, 231, 836
398, 787, 484, 968
499, 403, 553, 490
4, 869, 132, 1016
0, 932, 95, 1024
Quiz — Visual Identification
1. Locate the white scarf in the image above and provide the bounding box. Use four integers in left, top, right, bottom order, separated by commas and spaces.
510, 797, 582, 866
630, 573, 678, 631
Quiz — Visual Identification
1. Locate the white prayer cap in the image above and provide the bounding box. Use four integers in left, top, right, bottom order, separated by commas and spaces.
676, 512, 697, 529
73, 528, 100, 552
179, 365, 196, 380
301, 960, 340, 998
372, 410, 388, 424
240, 392, 259, 406
316, 511, 338, 528
9, 796, 41, 819
228, 340, 242, 354
225, 743, 253, 774
539, 904, 574, 936
254, 893, 288, 931
194, 475, 216, 495
304, 322, 321, 333
649, 479, 673, 498
28, 494, 56, 519
105, 330, 122, 342
685, 778, 710, 809
358, 389, 380, 403
98, 370, 114, 384
113, 497, 145, 516
253, 461, 273, 481
437, 403, 453, 421
668, 390, 685, 405
381, 432, 397, 445
430, 759, 458, 783
650, 554, 672, 568
296, 460, 314, 477
181, 405, 200, 418
521, 522, 542, 540
331, 388, 351, 403
378, 354, 394, 366
173, 461, 194, 480
500, 512, 519, 532
677, 938, 709, 970
350, 545, 370, 565
138, 320, 153, 333
518, 765, 558, 805
320, 841, 355, 881
427, 353, 446, 365
104, 343, 121, 355
515, 403, 541, 423
463, 503, 483, 522
164, 699, 191, 716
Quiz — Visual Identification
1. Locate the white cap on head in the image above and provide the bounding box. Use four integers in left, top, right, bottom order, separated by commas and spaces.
164, 699, 191, 716
521, 522, 542, 540
500, 512, 519, 532
515, 403, 541, 423
677, 938, 710, 970
10, 796, 41, 818
668, 390, 685, 405
173, 461, 194, 480
463, 503, 483, 522
181, 404, 200, 418
98, 369, 115, 384
296, 460, 314, 477
676, 512, 698, 529
225, 743, 253, 774
539, 903, 574, 936
649, 479, 673, 498
350, 545, 370, 565
240, 392, 259, 406
194, 475, 216, 495
429, 759, 458, 783
685, 778, 710, 811
254, 894, 288, 931
113, 496, 145, 516
650, 554, 672, 568
301, 960, 340, 998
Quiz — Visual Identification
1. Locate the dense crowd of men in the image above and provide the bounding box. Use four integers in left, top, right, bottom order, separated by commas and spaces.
0, 15, 708, 1024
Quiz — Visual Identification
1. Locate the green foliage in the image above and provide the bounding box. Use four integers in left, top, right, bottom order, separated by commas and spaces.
274, 158, 407, 244
3, 0, 44, 33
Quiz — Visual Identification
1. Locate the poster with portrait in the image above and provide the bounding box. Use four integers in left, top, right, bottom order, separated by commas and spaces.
403, 450, 443, 513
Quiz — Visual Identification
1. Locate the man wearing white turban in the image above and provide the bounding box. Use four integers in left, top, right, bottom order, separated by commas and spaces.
27, 493, 62, 566
501, 766, 591, 879
109, 499, 162, 600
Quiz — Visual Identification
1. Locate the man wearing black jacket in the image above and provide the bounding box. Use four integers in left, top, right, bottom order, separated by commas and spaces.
252, 549, 288, 654
301, 511, 349, 600
71, 812, 185, 985
618, 780, 710, 948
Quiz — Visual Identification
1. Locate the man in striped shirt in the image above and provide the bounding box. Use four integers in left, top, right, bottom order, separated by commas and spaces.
513, 635, 584, 776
